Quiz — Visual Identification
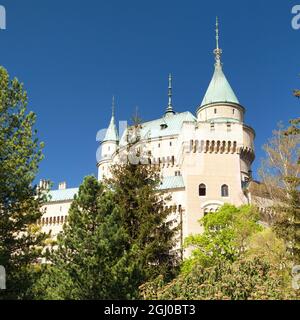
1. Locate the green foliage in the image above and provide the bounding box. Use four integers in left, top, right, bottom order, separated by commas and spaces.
0, 67, 46, 299
107, 162, 180, 289
260, 124, 300, 263
34, 163, 179, 300
246, 228, 288, 266
33, 176, 139, 300
140, 257, 296, 300
182, 205, 262, 271
141, 205, 298, 300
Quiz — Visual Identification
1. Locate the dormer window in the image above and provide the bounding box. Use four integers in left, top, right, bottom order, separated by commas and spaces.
160, 123, 168, 130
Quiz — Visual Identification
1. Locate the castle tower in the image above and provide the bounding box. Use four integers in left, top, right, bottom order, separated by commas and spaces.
97, 97, 119, 181
196, 17, 244, 124
181, 18, 255, 237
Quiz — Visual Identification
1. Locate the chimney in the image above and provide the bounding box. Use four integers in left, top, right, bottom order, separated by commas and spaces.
58, 182, 67, 190
38, 179, 50, 191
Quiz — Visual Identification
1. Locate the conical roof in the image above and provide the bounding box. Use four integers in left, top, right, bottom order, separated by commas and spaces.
103, 97, 119, 143
200, 17, 239, 108
103, 115, 119, 142
200, 62, 239, 107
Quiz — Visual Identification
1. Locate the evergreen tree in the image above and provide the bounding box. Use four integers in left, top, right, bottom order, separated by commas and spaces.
0, 67, 46, 299
101, 114, 180, 295
34, 176, 137, 300
107, 159, 180, 288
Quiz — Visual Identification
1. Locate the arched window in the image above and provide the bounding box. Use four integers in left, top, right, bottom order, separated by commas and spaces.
221, 184, 229, 197
199, 184, 206, 197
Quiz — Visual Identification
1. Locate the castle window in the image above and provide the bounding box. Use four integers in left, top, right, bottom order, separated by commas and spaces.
233, 109, 235, 114
199, 184, 206, 197
171, 156, 175, 166
221, 184, 229, 197
214, 108, 217, 114
170, 142, 172, 147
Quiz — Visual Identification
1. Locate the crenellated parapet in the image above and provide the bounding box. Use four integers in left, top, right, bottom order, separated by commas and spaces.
239, 146, 255, 164
186, 139, 254, 156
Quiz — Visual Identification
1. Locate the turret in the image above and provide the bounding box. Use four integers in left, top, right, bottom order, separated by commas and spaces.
195, 17, 255, 183
196, 17, 245, 124
97, 97, 119, 180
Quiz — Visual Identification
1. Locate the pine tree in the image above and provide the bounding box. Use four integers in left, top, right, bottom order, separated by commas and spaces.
105, 115, 180, 294
107, 159, 180, 288
0, 67, 46, 299
35, 176, 137, 300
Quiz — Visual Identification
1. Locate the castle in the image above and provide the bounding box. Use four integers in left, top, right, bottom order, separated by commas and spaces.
39, 20, 259, 249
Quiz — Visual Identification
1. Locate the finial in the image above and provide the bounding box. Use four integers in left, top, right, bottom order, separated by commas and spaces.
216, 16, 219, 49
168, 73, 172, 107
165, 74, 175, 115
112, 96, 115, 118
214, 16, 222, 66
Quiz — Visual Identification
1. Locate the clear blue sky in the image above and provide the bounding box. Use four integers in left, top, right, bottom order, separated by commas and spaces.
1, 0, 299, 188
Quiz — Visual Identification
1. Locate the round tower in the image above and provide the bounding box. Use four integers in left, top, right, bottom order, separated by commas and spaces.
195, 18, 255, 184
97, 97, 119, 181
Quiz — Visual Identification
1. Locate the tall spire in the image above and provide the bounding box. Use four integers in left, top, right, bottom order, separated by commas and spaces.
165, 74, 175, 116
112, 95, 115, 118
199, 17, 239, 108
213, 17, 222, 66
103, 96, 119, 143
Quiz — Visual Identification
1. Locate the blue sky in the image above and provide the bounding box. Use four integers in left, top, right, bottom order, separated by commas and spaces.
0, 0, 299, 188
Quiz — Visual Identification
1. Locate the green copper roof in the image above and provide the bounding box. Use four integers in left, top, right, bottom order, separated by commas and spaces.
119, 111, 196, 145
159, 176, 185, 190
47, 188, 79, 203
46, 176, 184, 203
200, 63, 239, 107
103, 115, 119, 143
